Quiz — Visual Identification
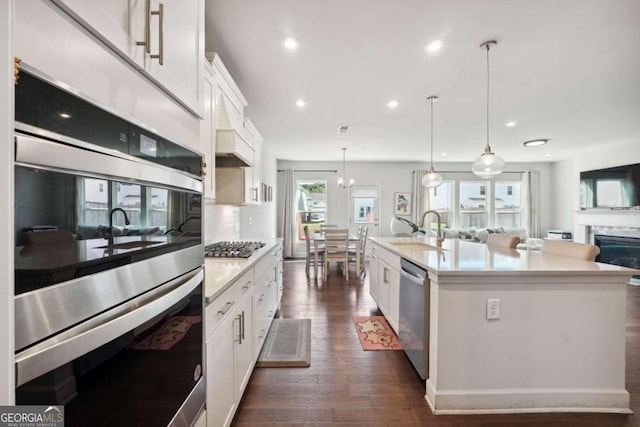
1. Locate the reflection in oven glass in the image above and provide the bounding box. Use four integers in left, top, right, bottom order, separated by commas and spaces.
16, 284, 203, 427
14, 166, 202, 294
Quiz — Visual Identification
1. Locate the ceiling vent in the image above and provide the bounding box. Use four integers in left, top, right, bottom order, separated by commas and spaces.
336, 125, 350, 134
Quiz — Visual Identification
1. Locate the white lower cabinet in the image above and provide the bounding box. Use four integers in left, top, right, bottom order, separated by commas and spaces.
205, 323, 235, 427
205, 243, 283, 426
370, 242, 400, 332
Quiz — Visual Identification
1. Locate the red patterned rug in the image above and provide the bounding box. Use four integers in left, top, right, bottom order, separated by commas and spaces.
131, 315, 201, 351
352, 316, 402, 350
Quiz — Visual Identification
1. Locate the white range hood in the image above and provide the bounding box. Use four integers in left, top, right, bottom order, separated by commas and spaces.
215, 86, 254, 168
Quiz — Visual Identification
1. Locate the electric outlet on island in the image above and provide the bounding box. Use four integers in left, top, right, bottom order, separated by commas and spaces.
486, 298, 500, 320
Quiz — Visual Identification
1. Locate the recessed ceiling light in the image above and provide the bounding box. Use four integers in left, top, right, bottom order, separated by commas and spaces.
425, 40, 443, 53
505, 121, 517, 127
441, 152, 447, 157
387, 100, 399, 108
523, 139, 549, 147
59, 112, 71, 119
295, 99, 306, 107
544, 153, 552, 157
283, 37, 299, 50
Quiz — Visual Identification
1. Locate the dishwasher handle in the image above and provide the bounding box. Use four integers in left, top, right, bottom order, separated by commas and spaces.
400, 258, 427, 285
400, 268, 426, 286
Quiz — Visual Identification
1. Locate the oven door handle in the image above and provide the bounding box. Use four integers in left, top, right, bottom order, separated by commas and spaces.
15, 266, 204, 387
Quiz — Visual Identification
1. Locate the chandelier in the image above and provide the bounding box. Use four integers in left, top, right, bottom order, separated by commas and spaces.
337, 147, 354, 188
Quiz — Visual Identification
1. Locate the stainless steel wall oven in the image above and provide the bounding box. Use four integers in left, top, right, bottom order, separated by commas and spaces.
14, 68, 205, 427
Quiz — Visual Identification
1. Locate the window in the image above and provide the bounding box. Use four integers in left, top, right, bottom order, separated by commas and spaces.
423, 173, 524, 231
296, 180, 327, 240
426, 181, 453, 231
460, 181, 488, 230
495, 181, 522, 229
79, 178, 168, 230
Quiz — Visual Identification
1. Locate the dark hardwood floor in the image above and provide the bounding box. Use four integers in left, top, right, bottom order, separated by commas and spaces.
232, 260, 640, 427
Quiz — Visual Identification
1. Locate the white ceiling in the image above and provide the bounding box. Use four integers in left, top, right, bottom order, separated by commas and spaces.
204, 0, 640, 163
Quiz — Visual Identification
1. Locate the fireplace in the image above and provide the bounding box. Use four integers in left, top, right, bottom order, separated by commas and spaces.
594, 234, 640, 283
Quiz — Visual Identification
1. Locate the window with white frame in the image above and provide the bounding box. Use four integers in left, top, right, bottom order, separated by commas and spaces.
423, 172, 524, 231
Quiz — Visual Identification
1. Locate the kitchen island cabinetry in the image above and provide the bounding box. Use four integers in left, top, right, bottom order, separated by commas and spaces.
50, 0, 204, 117
369, 240, 400, 332
370, 236, 638, 415
204, 239, 283, 427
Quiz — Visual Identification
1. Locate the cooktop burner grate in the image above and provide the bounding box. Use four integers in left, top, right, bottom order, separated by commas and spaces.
204, 241, 266, 258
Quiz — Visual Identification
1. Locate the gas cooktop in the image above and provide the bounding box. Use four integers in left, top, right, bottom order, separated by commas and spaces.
204, 241, 265, 258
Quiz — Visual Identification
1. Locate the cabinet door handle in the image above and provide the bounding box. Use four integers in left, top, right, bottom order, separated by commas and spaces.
252, 187, 259, 201
235, 313, 242, 344
258, 293, 265, 302
242, 280, 253, 290
217, 301, 235, 315
240, 311, 245, 341
150, 3, 164, 65
136, 0, 151, 52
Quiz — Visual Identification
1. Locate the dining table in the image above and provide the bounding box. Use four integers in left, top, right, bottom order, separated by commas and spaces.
312, 232, 361, 279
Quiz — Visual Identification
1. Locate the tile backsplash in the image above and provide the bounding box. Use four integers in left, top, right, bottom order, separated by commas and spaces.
204, 202, 240, 244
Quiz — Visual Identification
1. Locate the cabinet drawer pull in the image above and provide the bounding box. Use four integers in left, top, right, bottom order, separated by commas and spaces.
258, 293, 265, 302
242, 280, 253, 290
217, 301, 235, 315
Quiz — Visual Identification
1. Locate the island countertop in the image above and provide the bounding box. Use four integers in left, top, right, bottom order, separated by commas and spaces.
369, 236, 639, 277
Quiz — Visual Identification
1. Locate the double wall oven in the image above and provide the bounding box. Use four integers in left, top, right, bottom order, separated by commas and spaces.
13, 68, 205, 426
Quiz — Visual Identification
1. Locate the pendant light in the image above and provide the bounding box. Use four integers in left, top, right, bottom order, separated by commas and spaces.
337, 147, 354, 188
472, 40, 505, 179
421, 96, 443, 188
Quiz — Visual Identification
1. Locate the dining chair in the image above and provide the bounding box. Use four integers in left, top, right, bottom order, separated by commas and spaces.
323, 228, 350, 281
348, 226, 368, 277
486, 233, 520, 249
541, 239, 600, 261
320, 224, 338, 231
303, 225, 324, 277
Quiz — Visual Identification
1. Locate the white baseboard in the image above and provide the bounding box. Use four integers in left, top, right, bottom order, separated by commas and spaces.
425, 380, 632, 415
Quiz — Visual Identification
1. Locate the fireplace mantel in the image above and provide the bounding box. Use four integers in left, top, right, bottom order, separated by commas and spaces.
574, 209, 640, 243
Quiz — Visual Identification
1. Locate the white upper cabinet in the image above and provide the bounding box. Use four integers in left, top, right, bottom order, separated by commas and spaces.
50, 0, 204, 117
243, 118, 263, 205
200, 60, 217, 200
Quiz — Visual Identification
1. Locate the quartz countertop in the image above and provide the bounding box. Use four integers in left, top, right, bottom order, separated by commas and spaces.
370, 236, 639, 276
204, 238, 283, 304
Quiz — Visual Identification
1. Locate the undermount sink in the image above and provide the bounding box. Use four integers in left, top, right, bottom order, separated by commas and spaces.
389, 241, 444, 251
95, 240, 164, 250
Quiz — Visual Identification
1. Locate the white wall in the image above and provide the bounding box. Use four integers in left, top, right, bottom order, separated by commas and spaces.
276, 160, 552, 239
0, 0, 15, 405
549, 138, 640, 234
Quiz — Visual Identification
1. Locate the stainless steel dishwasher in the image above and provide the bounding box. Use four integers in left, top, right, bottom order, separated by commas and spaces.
399, 258, 429, 380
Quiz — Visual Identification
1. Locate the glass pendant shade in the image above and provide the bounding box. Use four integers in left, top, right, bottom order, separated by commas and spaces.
471, 146, 505, 179
473, 40, 505, 179
421, 167, 443, 188
422, 95, 443, 189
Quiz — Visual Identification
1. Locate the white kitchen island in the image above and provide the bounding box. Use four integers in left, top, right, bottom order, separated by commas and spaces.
369, 236, 639, 415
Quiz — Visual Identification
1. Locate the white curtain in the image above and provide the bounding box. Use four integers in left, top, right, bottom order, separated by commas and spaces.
523, 170, 542, 238
281, 169, 297, 258
412, 170, 429, 225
